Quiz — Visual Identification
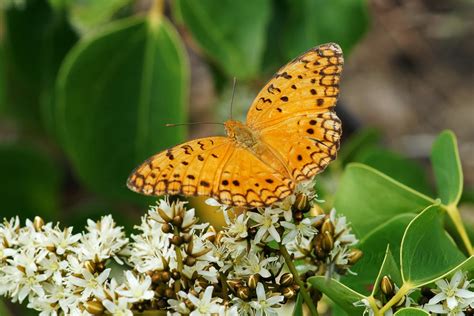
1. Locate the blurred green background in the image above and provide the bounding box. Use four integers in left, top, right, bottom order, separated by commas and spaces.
0, 0, 472, 227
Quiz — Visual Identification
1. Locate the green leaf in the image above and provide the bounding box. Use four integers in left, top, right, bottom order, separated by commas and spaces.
337, 128, 381, 166
342, 214, 414, 295
4, 0, 78, 128
334, 163, 434, 236
394, 308, 430, 316
277, 0, 370, 61
371, 246, 402, 297
176, 0, 271, 79
66, 0, 132, 33
0, 144, 61, 220
355, 148, 433, 196
401, 205, 466, 286
308, 276, 365, 315
292, 292, 303, 316
56, 16, 188, 200
431, 130, 463, 206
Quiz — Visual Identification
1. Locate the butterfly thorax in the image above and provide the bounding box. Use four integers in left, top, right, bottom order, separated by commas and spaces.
224, 120, 259, 149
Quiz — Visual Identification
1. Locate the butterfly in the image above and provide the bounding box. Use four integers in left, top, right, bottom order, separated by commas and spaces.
127, 43, 343, 208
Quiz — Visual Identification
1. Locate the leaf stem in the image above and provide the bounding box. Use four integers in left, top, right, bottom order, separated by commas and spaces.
377, 283, 411, 315
279, 244, 319, 316
446, 204, 473, 255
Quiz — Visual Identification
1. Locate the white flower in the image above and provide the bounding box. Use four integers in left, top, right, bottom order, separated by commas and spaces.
281, 216, 321, 245
3, 264, 48, 303
353, 298, 392, 316
235, 252, 277, 278
248, 208, 282, 243
330, 209, 357, 246
115, 271, 154, 303
224, 212, 249, 239
187, 286, 225, 316
424, 270, 474, 312
69, 268, 110, 300
44, 225, 81, 255
103, 296, 133, 316
249, 283, 284, 316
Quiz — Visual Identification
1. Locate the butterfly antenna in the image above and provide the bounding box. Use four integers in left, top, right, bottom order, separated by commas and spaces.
165, 122, 224, 127
230, 77, 237, 120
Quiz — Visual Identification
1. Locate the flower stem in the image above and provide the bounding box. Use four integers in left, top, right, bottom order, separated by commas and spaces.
279, 244, 319, 316
446, 204, 473, 255
377, 283, 411, 315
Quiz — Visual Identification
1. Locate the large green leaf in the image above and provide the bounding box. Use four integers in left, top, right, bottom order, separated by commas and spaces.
355, 148, 433, 196
308, 277, 365, 315
56, 15, 188, 200
401, 205, 466, 286
278, 0, 369, 61
175, 0, 271, 79
342, 214, 414, 295
3, 0, 77, 128
431, 130, 463, 206
394, 308, 430, 316
334, 164, 433, 236
0, 144, 61, 220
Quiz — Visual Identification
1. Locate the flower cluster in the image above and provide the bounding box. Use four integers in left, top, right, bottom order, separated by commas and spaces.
355, 270, 474, 316
0, 181, 361, 315
423, 270, 474, 315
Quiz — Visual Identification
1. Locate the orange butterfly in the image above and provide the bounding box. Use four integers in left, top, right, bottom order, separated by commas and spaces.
127, 43, 343, 208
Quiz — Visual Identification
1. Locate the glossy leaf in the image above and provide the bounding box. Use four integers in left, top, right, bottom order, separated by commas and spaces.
431, 130, 463, 206
56, 16, 188, 200
342, 214, 414, 295
334, 163, 433, 236
394, 308, 430, 316
3, 0, 77, 128
176, 0, 271, 79
308, 277, 365, 315
0, 144, 61, 220
355, 148, 433, 196
401, 205, 466, 286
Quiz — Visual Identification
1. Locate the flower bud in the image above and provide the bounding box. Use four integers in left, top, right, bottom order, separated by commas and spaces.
237, 287, 250, 300
171, 270, 181, 280
160, 271, 171, 283
172, 215, 183, 227
85, 300, 104, 314
170, 235, 183, 246
248, 274, 260, 289
321, 231, 334, 252
226, 279, 242, 291
151, 271, 161, 284
280, 273, 294, 286
381, 276, 394, 297
347, 249, 363, 265
321, 219, 335, 237
206, 226, 216, 243
310, 204, 325, 217
294, 193, 310, 213
282, 287, 296, 299
84, 260, 96, 274
185, 256, 196, 266
293, 211, 304, 222
33, 216, 44, 231
164, 287, 175, 298
162, 223, 172, 233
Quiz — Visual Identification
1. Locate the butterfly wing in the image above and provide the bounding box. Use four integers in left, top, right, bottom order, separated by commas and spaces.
246, 43, 343, 181
127, 137, 294, 207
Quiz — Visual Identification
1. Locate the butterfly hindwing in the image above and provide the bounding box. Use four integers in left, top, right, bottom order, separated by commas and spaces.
259, 111, 341, 181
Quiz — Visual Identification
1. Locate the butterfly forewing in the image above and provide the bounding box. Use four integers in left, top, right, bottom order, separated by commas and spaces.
246, 43, 343, 129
